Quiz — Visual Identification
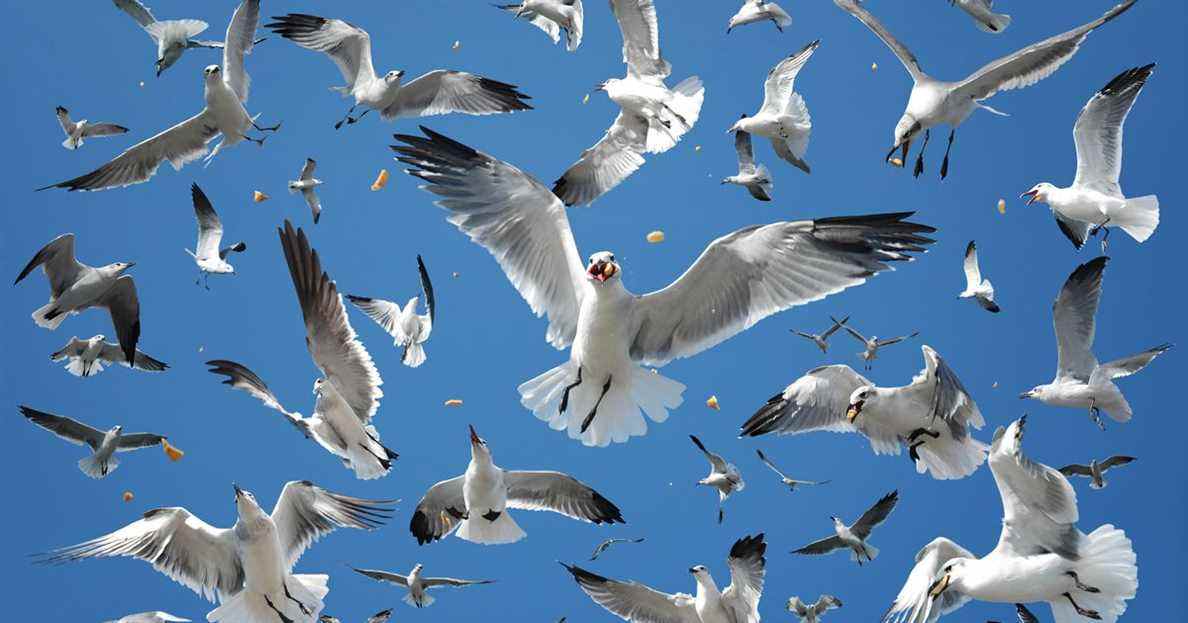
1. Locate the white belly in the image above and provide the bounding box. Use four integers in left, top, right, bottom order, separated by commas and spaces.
56, 274, 110, 311
208, 84, 251, 137
1053, 190, 1120, 224
961, 554, 1071, 603
572, 291, 632, 376
240, 524, 287, 594
464, 467, 506, 515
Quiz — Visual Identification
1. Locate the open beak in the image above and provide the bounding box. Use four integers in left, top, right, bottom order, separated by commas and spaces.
469, 424, 482, 446
1018, 391, 1030, 399
885, 140, 910, 166
233, 483, 243, 498
1020, 189, 1039, 205
928, 573, 951, 600
688, 567, 697, 574
846, 401, 863, 423
587, 261, 616, 283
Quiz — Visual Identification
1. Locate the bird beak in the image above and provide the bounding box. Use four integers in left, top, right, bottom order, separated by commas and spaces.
587, 261, 615, 283
125, 262, 136, 269
1018, 391, 1030, 399
155, 62, 164, 78
1020, 189, 1039, 205
846, 401, 863, 422
688, 567, 697, 574
469, 424, 482, 446
233, 483, 243, 498
885, 141, 909, 166
928, 573, 951, 599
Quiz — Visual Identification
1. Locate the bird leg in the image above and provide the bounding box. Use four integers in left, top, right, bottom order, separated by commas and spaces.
203, 272, 211, 291
579, 374, 614, 434
772, 19, 784, 33
253, 120, 282, 133
282, 579, 312, 616
334, 104, 359, 129
1088, 399, 1106, 431
559, 365, 583, 415
940, 129, 955, 180
263, 595, 295, 623
1089, 218, 1112, 253
1067, 571, 1101, 594
717, 506, 725, 524
913, 130, 931, 178
907, 428, 941, 443
482, 509, 502, 522
1063, 593, 1101, 620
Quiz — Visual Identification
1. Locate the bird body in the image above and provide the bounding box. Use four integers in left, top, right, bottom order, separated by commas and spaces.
1060, 456, 1134, 490
288, 159, 325, 223
793, 491, 897, 564
187, 184, 246, 287
840, 323, 918, 368
786, 595, 842, 623
691, 435, 744, 523
727, 0, 793, 33
952, 0, 1011, 33
113, 0, 226, 76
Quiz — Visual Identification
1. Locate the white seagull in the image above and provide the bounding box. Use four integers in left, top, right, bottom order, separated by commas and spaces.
755, 449, 830, 492
563, 533, 767, 623
348, 255, 435, 368
14, 233, 140, 364
55, 106, 128, 150
205, 221, 394, 479
40, 0, 277, 191
187, 183, 246, 289
1059, 456, 1135, 490
950, 0, 1011, 34
551, 0, 705, 206
497, 0, 585, 52
319, 610, 391, 623
351, 564, 494, 608
18, 405, 167, 479
265, 13, 532, 129
959, 241, 999, 313
690, 434, 745, 524
1020, 257, 1171, 430
41, 481, 395, 623
113, 0, 226, 76
288, 158, 325, 224
787, 595, 843, 623
410, 425, 625, 545
727, 0, 793, 34
51, 334, 167, 378
1021, 64, 1159, 251
590, 537, 646, 561
394, 127, 935, 447
727, 40, 819, 174
722, 129, 774, 201
104, 612, 190, 623
833, 0, 1136, 179
840, 321, 919, 369
793, 490, 898, 565
741, 346, 987, 480
884, 417, 1137, 623
792, 315, 850, 354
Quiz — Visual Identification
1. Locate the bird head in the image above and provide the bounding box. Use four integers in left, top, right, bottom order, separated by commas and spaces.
586, 252, 620, 285
469, 424, 491, 459
91, 334, 106, 344
203, 65, 221, 81
103, 261, 135, 276
111, 425, 123, 435
312, 378, 326, 396
233, 483, 265, 518
727, 113, 749, 134
412, 563, 424, 573
887, 114, 920, 166
384, 70, 406, 84
688, 564, 708, 577
829, 515, 844, 528
846, 386, 872, 422
928, 559, 969, 600
1019, 386, 1042, 400
1019, 183, 1053, 206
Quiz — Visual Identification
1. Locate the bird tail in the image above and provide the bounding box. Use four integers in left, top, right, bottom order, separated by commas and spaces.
67, 357, 106, 377
1047, 525, 1136, 623
403, 592, 436, 608
566, 0, 584, 52
62, 135, 81, 150
1115, 195, 1159, 242
975, 12, 1012, 33
78, 453, 117, 479
851, 542, 879, 562
402, 342, 427, 368
347, 435, 395, 481
456, 510, 526, 545
33, 302, 68, 330
913, 434, 988, 480
519, 361, 685, 447
208, 574, 327, 623
146, 19, 209, 42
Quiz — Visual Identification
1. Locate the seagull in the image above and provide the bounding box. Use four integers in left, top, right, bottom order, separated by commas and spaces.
792, 315, 850, 354
288, 158, 325, 224
755, 449, 830, 491
787, 595, 843, 623
113, 0, 226, 76
1020, 257, 1171, 430
833, 0, 1136, 179
950, 0, 1012, 34
40, 1, 277, 192
690, 434, 745, 524
1021, 64, 1159, 252
103, 612, 190, 623
51, 334, 167, 377
55, 106, 128, 150
265, 13, 532, 129
960, 241, 999, 313
551, 0, 705, 206
726, 40, 818, 174
722, 129, 774, 201
563, 533, 766, 623
14, 233, 140, 364
741, 345, 987, 480
187, 183, 246, 289
590, 537, 646, 561
318, 610, 392, 623
348, 255, 435, 368
394, 127, 935, 447
793, 490, 897, 565
205, 221, 394, 479
727, 0, 793, 34
496, 1, 585, 52
352, 564, 494, 608
840, 322, 919, 369
409, 425, 624, 545
1059, 456, 1135, 490
884, 417, 1138, 623
18, 405, 167, 479
40, 481, 395, 623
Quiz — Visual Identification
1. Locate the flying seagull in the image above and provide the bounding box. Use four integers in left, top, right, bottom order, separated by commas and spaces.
187, 183, 246, 289
14, 233, 140, 363
410, 425, 624, 545
742, 345, 987, 480
950, 0, 1012, 34
113, 0, 226, 76
265, 13, 531, 129
755, 449, 829, 491
727, 39, 819, 173
792, 315, 850, 354
288, 158, 325, 224
393, 127, 935, 447
1021, 64, 1159, 252
722, 129, 774, 201
55, 106, 128, 150
352, 564, 494, 608
590, 537, 646, 561
1059, 455, 1135, 490
833, 0, 1136, 179
18, 405, 167, 479
727, 0, 793, 34
40, 481, 395, 623
1020, 257, 1171, 430
51, 334, 167, 377
690, 434, 745, 524
884, 417, 1138, 623
205, 221, 394, 479
840, 321, 918, 369
563, 533, 766, 623
793, 490, 898, 565
348, 255, 435, 368
319, 610, 391, 623
496, 1, 585, 52
551, 0, 705, 206
103, 612, 191, 623
787, 595, 843, 623
960, 241, 999, 313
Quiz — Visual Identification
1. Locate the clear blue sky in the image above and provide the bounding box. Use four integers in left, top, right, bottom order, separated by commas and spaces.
2, 1, 1183, 621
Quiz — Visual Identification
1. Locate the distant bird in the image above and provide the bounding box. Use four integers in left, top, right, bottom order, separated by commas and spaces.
727, 0, 793, 33
288, 158, 324, 224
1021, 64, 1158, 252
40, 481, 394, 623
318, 610, 391, 623
265, 13, 531, 129
51, 334, 167, 377
840, 321, 918, 369
833, 0, 1136, 179
786, 594, 842, 623
950, 0, 1011, 34
742, 346, 987, 480
793, 490, 898, 565
14, 233, 140, 364
960, 241, 999, 313
755, 449, 829, 491
792, 315, 849, 354
409, 425, 624, 545
727, 40, 818, 174
1059, 455, 1135, 490
563, 533, 767, 623
1020, 257, 1171, 430
55, 106, 128, 150
103, 612, 190, 623
551, 0, 704, 206
497, 0, 585, 52
690, 435, 745, 524
722, 129, 774, 201
113, 0, 226, 76
18, 405, 167, 479
394, 127, 935, 447
590, 537, 646, 561
187, 183, 246, 289
348, 255, 435, 368
352, 564, 494, 608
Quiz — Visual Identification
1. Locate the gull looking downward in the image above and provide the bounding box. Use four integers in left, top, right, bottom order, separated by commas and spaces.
959, 241, 999, 313
950, 0, 1011, 34
187, 183, 246, 290
113, 0, 227, 77
727, 0, 793, 34
51, 335, 167, 378
497, 1, 585, 52
288, 159, 325, 224
721, 128, 774, 202
348, 255, 436, 368
690, 435, 745, 524
727, 40, 819, 174
787, 595, 843, 623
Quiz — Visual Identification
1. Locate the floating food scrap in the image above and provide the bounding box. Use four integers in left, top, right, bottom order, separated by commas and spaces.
138, 81, 145, 88
452, 40, 461, 51
646, 230, 665, 244
992, 381, 999, 389
889, 158, 903, 167
122, 490, 134, 503
582, 93, 590, 105
253, 190, 269, 203
451, 271, 460, 278
162, 439, 185, 462
694, 145, 702, 152
871, 62, 878, 72
706, 395, 720, 411
997, 198, 1006, 214
444, 398, 464, 407
371, 168, 390, 191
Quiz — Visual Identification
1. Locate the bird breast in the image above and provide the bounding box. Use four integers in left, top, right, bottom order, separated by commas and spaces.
237, 519, 288, 593
572, 286, 633, 365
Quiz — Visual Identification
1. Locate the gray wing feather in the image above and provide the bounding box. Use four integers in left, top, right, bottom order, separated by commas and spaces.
19, 405, 105, 449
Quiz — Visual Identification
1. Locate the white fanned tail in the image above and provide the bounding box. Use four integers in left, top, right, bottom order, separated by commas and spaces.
78, 454, 118, 479
1115, 195, 1159, 242
402, 342, 427, 368
346, 433, 395, 480
33, 302, 69, 329
851, 542, 879, 562
976, 12, 1012, 34
207, 574, 328, 623
403, 592, 436, 608
65, 357, 105, 377
565, 0, 584, 52
456, 511, 526, 545
913, 434, 988, 480
1047, 525, 1136, 623
646, 76, 705, 153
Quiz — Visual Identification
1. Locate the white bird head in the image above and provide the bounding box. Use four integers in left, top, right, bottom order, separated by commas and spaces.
313, 378, 326, 396
727, 113, 751, 134
847, 386, 873, 422
1019, 385, 1044, 400
888, 114, 921, 165
110, 425, 123, 435
412, 563, 424, 573
469, 424, 491, 459
203, 65, 222, 80
158, 42, 186, 77
688, 564, 708, 577
90, 334, 106, 344
102, 261, 135, 276
829, 515, 844, 528
1020, 182, 1054, 206
233, 483, 265, 519
384, 70, 406, 84
928, 558, 971, 600
586, 252, 620, 285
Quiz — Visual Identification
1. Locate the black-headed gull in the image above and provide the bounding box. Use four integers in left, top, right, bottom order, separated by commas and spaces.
187, 183, 246, 289
19, 405, 167, 479
792, 315, 850, 354
959, 241, 999, 313
950, 0, 1011, 34
51, 334, 167, 377
348, 255, 435, 368
722, 129, 774, 201
727, 40, 818, 173
727, 0, 793, 34
497, 0, 584, 52
113, 0, 226, 76
288, 158, 324, 224
351, 564, 493, 608
590, 537, 646, 561
840, 321, 918, 369
755, 449, 830, 491
55, 106, 128, 150
1058, 456, 1135, 490
690, 434, 745, 524
793, 490, 897, 564
787, 595, 843, 623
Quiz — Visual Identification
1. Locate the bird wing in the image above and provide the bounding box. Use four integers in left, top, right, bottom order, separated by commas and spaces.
962, 241, 982, 288
562, 563, 700, 623
115, 433, 166, 452
822, 316, 850, 339
99, 342, 167, 371
721, 534, 766, 622
553, 112, 648, 207
629, 213, 935, 366
739, 365, 870, 437
688, 435, 728, 472
382, 70, 531, 119
850, 490, 898, 539
365, 609, 392, 623
876, 332, 917, 347
81, 123, 130, 138
302, 188, 321, 223
499, 5, 562, 43
755, 449, 790, 480
14, 233, 84, 297
351, 567, 408, 587
55, 107, 77, 136
299, 157, 316, 180
1057, 463, 1093, 477
51, 337, 89, 361
760, 40, 819, 115
746, 182, 773, 202
1052, 257, 1106, 382
393, 127, 586, 348
270, 480, 394, 571
792, 535, 845, 555
882, 537, 975, 623
222, 0, 260, 103
409, 475, 466, 545
417, 254, 436, 329
265, 14, 376, 89
902, 345, 984, 436
191, 183, 223, 259
833, 0, 925, 81
1090, 343, 1170, 384
842, 324, 868, 344
346, 296, 406, 341
113, 0, 157, 29
422, 576, 495, 588
505, 471, 625, 524
98, 276, 140, 365
734, 129, 756, 173
813, 595, 843, 615
610, 0, 670, 81
205, 359, 306, 429
1099, 455, 1135, 471
1073, 64, 1154, 197
18, 405, 105, 449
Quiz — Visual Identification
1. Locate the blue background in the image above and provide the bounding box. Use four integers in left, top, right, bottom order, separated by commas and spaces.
1, 1, 1183, 621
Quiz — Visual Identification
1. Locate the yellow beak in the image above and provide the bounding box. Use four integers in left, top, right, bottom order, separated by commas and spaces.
929, 573, 950, 598
846, 403, 862, 423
